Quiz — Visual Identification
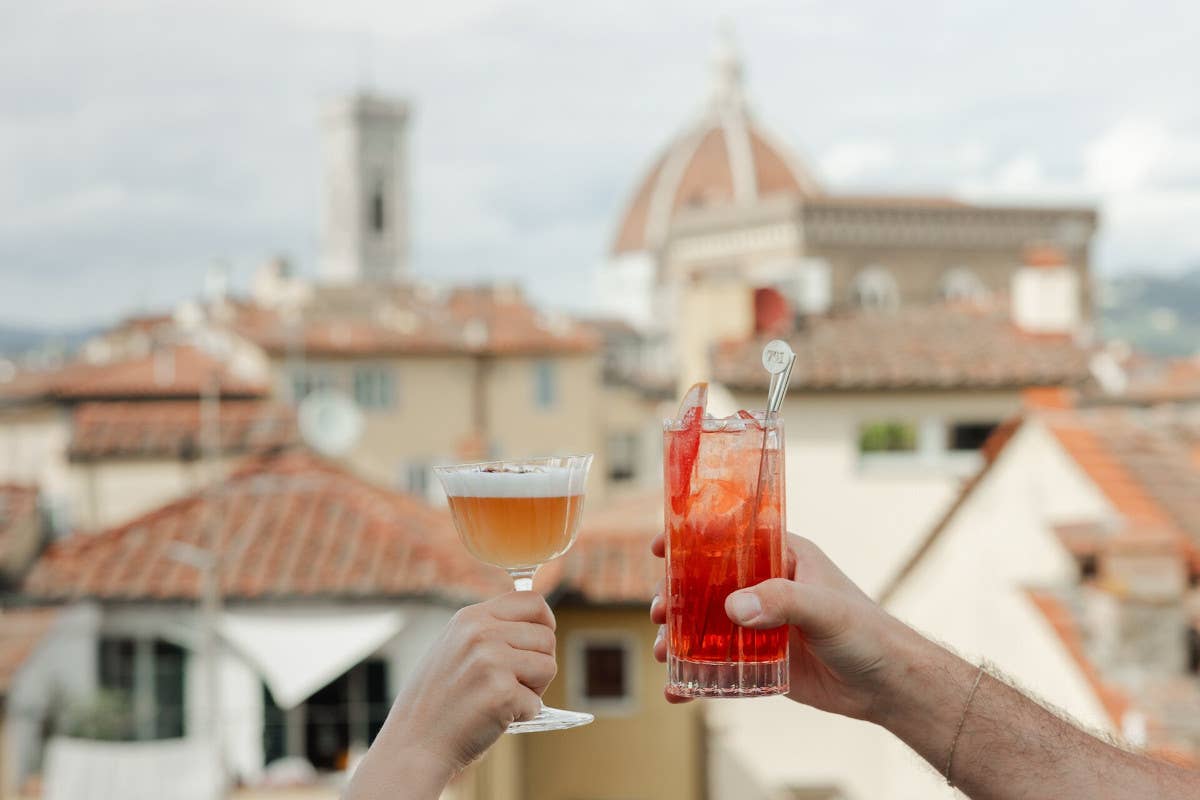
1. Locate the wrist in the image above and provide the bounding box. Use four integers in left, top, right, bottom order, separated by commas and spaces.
350, 711, 457, 800
864, 617, 966, 731
352, 741, 455, 800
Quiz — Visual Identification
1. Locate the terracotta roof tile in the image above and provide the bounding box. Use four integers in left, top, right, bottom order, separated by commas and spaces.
884, 407, 1200, 605
1112, 356, 1200, 406
231, 285, 598, 358
0, 345, 266, 403
1045, 410, 1199, 552
1024, 245, 1070, 268
714, 305, 1092, 392
24, 451, 504, 603
68, 401, 296, 461
545, 492, 663, 604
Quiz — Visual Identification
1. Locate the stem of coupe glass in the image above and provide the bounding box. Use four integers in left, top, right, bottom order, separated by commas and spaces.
510, 567, 536, 592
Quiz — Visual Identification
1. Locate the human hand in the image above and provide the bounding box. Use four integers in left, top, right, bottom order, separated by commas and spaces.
347, 592, 557, 799
650, 532, 906, 721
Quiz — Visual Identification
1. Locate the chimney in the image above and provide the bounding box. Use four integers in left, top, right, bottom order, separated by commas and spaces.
1087, 532, 1189, 685
795, 258, 831, 316
1011, 246, 1081, 334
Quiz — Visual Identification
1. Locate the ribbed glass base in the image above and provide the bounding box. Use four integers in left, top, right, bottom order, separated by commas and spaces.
667, 655, 789, 698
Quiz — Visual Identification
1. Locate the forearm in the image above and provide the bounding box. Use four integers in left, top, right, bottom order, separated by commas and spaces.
870, 621, 1198, 800
344, 724, 455, 800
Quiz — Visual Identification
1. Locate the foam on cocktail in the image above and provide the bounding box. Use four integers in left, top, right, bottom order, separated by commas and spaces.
439, 466, 586, 499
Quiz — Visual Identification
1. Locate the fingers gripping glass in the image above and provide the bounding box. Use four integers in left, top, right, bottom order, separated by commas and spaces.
434, 454, 594, 733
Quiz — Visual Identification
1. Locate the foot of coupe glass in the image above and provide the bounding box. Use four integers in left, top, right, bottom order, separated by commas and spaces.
508, 705, 594, 734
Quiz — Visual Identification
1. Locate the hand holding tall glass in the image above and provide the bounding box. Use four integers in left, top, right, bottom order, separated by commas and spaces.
434, 454, 593, 733
664, 382, 789, 697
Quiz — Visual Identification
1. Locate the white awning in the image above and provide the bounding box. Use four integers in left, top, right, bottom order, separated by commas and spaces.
218, 608, 405, 710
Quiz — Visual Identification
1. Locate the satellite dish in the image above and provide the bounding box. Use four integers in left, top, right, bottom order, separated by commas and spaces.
298, 389, 364, 457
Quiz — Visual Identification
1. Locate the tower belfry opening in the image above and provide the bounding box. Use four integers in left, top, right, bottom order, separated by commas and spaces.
320, 93, 410, 284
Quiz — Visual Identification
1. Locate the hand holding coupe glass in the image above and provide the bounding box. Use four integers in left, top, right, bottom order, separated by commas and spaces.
434, 454, 595, 733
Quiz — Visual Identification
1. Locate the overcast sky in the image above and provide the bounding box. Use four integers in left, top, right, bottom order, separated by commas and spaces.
2, 0, 1199, 327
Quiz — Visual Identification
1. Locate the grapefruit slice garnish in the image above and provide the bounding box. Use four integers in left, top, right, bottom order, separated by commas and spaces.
668, 382, 707, 514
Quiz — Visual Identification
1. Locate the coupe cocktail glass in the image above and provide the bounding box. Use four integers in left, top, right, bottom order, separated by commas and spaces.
434, 454, 594, 732
664, 411, 789, 697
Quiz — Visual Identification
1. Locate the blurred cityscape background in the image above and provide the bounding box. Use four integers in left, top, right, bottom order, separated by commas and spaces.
2, 2, 1199, 799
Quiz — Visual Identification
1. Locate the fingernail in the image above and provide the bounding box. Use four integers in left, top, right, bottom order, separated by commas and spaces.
727, 592, 762, 623
650, 595, 661, 614
655, 625, 665, 645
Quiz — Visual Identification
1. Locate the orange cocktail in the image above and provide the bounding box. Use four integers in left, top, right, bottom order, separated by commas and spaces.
447, 492, 584, 569
664, 399, 788, 697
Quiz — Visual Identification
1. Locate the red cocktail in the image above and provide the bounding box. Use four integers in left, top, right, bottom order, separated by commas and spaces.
664, 383, 788, 697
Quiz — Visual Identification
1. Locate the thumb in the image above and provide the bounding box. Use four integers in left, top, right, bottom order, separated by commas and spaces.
726, 578, 841, 637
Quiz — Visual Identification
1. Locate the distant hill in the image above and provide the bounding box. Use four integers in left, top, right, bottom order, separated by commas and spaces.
1098, 269, 1200, 357
0, 324, 100, 359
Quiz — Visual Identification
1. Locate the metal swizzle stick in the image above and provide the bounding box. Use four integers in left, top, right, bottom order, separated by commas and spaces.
727, 340, 797, 663
762, 339, 797, 415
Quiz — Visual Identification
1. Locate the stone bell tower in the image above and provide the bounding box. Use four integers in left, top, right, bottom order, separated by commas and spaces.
320, 93, 410, 284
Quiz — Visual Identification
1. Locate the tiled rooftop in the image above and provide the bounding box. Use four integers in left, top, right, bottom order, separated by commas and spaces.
0, 345, 266, 403
24, 450, 503, 603
713, 304, 1092, 392
68, 401, 296, 461
230, 285, 599, 358
548, 491, 663, 604
1045, 409, 1200, 558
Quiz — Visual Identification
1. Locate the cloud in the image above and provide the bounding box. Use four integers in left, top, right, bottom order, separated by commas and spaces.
818, 140, 895, 185
4, 1, 1200, 326
1084, 119, 1171, 193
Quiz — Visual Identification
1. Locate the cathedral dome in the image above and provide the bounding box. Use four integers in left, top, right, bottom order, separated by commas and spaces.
612, 35, 822, 255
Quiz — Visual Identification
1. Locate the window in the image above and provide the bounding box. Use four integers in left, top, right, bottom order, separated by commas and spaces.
850, 267, 899, 311
606, 432, 639, 483
948, 422, 999, 451
568, 632, 637, 715
353, 365, 397, 410
98, 637, 186, 740
940, 268, 988, 303
263, 659, 390, 771
398, 462, 430, 499
369, 180, 386, 234
1079, 554, 1099, 581
533, 360, 557, 410
858, 421, 919, 454
289, 367, 335, 404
